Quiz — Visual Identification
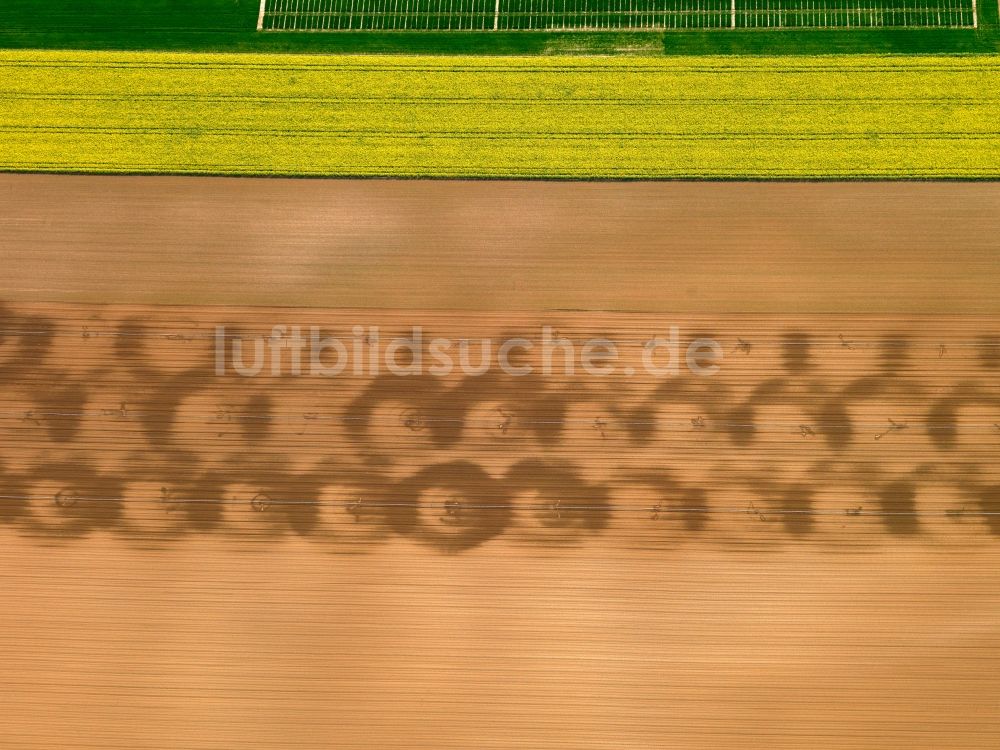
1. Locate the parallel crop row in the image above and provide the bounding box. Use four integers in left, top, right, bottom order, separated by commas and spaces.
1, 51, 998, 178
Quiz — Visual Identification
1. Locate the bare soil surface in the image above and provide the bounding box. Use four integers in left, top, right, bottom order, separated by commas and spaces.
1, 176, 999, 749
3, 175, 1000, 312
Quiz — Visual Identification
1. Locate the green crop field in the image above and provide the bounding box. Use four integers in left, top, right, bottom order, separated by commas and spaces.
0, 0, 997, 54
260, 0, 975, 31
1, 50, 998, 178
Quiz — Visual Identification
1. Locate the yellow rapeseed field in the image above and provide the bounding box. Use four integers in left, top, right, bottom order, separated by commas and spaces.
1, 51, 998, 178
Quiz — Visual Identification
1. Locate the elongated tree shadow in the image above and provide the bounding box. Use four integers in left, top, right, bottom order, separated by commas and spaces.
0, 307, 55, 382
876, 480, 921, 536
878, 333, 911, 374
816, 397, 853, 451
20, 461, 125, 541
977, 485, 1000, 537
507, 458, 611, 541
976, 335, 999, 370
0, 463, 29, 526
746, 479, 816, 536
722, 379, 788, 446
628, 472, 709, 533
28, 378, 89, 443
782, 330, 812, 374
388, 460, 512, 553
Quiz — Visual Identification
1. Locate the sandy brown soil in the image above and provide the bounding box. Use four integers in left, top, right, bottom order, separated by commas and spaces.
3, 175, 1000, 313
1, 176, 999, 749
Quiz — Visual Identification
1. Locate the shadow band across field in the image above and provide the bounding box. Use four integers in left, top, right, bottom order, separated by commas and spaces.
2, 301, 999, 552
2, 177, 999, 552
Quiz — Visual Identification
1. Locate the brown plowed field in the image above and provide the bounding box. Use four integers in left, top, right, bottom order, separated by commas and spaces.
1, 175, 999, 749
